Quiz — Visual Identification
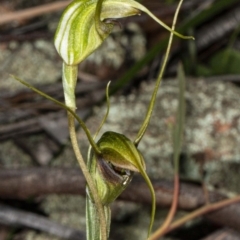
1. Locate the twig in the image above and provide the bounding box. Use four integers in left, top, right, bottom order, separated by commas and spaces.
0, 168, 86, 199
0, 203, 85, 240
0, 168, 204, 209
163, 195, 240, 236
149, 174, 180, 240
0, 1, 71, 25
1, 168, 240, 233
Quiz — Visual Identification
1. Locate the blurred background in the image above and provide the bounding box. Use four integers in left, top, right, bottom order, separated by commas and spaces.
1, 0, 240, 239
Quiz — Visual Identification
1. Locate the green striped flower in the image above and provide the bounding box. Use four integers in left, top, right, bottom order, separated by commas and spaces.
54, 0, 140, 65
88, 131, 155, 236
89, 131, 145, 204
54, 0, 191, 66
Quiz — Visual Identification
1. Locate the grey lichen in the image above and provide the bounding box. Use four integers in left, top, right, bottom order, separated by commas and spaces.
0, 140, 32, 168
0, 40, 61, 92
79, 78, 240, 194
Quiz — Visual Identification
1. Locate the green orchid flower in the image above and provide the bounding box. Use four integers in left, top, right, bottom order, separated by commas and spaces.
54, 0, 193, 66
54, 0, 139, 66
88, 131, 155, 237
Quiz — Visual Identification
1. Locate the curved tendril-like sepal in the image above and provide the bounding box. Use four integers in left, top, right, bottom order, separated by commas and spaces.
89, 131, 156, 238
87, 81, 111, 163
11, 75, 101, 155
124, 0, 194, 41
134, 0, 191, 146
94, 81, 111, 140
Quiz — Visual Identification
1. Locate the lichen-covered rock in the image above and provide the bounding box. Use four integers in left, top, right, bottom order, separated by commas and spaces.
78, 78, 240, 195
0, 40, 61, 92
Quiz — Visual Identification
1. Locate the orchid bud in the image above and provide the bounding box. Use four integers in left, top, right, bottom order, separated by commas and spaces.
88, 131, 155, 236
89, 131, 144, 205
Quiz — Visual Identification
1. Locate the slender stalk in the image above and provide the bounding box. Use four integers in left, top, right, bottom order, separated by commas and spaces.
134, 1, 186, 238
149, 174, 179, 240
68, 113, 107, 240
12, 64, 108, 240
150, 63, 186, 240
62, 63, 78, 109
86, 82, 112, 240
146, 176, 156, 238
12, 53, 109, 240
144, 2, 185, 238
156, 195, 240, 238
93, 81, 111, 140
62, 61, 108, 240
134, 0, 186, 146
86, 177, 111, 240
172, 64, 186, 173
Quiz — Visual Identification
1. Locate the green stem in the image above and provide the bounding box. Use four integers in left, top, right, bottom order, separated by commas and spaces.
134, 0, 185, 146
63, 60, 107, 240
87, 81, 111, 167
141, 170, 156, 238
62, 63, 78, 109
93, 81, 111, 140
68, 113, 107, 240
86, 82, 111, 240
86, 183, 111, 240
12, 72, 108, 239
62, 63, 101, 154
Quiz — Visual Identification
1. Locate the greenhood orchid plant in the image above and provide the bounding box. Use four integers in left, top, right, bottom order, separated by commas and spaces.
54, 0, 193, 110
12, 0, 193, 239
